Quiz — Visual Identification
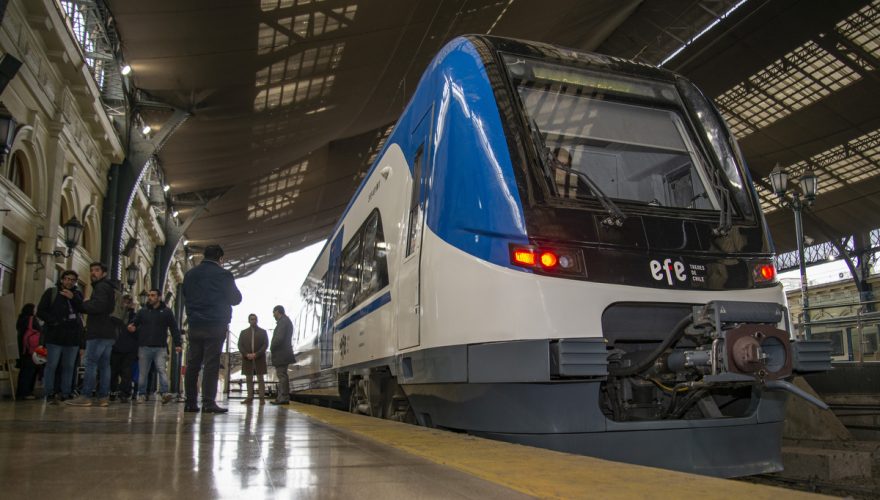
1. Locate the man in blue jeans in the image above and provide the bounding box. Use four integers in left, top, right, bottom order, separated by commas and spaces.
36, 270, 84, 403
129, 288, 181, 404
182, 244, 242, 413
67, 262, 118, 407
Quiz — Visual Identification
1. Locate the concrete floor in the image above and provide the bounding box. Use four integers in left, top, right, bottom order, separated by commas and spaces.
0, 398, 532, 499
0, 397, 831, 500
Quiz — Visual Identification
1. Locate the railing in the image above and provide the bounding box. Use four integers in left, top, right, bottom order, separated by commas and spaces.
800, 298, 880, 363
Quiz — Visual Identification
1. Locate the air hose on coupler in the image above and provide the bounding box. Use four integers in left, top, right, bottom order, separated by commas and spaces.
608, 315, 692, 377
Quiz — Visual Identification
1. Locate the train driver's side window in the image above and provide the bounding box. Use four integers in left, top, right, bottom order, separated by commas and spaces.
339, 232, 363, 315
360, 210, 389, 296
336, 209, 390, 316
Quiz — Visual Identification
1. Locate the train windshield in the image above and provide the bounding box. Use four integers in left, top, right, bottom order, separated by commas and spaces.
502, 55, 748, 217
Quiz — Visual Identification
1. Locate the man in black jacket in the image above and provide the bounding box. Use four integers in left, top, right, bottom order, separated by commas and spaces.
68, 262, 118, 407
269, 305, 295, 405
182, 244, 242, 413
129, 289, 181, 404
36, 270, 84, 403
110, 295, 138, 402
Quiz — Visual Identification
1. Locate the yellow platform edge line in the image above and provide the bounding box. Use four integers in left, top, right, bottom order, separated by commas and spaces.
287, 403, 831, 500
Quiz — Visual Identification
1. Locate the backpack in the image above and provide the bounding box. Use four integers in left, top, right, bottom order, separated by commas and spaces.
111, 288, 127, 321
22, 317, 40, 355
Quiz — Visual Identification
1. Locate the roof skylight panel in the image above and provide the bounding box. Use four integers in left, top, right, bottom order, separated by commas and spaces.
836, 0, 880, 57
254, 43, 344, 111
835, 155, 875, 183
261, 0, 295, 10
756, 184, 782, 213
760, 129, 880, 215
714, 40, 861, 139
797, 45, 860, 92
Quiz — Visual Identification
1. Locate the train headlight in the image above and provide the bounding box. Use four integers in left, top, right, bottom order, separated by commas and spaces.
558, 254, 575, 269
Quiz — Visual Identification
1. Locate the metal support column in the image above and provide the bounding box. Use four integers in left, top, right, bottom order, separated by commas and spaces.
793, 197, 811, 339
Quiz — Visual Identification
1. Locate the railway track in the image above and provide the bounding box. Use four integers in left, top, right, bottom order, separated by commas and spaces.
741, 472, 880, 499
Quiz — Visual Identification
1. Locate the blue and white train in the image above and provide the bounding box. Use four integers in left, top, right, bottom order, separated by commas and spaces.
288, 36, 831, 477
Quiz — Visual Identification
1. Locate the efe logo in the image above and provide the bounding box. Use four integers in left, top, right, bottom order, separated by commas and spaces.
650, 258, 687, 286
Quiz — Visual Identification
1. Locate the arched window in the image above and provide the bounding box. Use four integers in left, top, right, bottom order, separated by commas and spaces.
0, 230, 20, 297
82, 222, 94, 258
7, 151, 27, 195
59, 203, 70, 232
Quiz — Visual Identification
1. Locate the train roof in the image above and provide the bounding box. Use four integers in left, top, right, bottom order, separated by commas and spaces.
466, 35, 681, 84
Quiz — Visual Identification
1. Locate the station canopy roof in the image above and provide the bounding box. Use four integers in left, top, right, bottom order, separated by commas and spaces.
107, 0, 880, 276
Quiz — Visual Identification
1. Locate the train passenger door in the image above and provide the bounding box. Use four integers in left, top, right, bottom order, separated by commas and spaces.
320, 232, 343, 369
397, 110, 432, 349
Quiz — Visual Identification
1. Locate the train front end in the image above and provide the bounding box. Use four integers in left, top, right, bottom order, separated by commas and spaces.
406, 37, 832, 477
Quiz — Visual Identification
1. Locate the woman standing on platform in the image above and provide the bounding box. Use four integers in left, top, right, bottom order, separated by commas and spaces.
237, 314, 268, 404
15, 303, 41, 399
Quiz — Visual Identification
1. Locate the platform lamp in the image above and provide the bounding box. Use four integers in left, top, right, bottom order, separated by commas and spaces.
60, 216, 84, 257
125, 262, 138, 291
769, 164, 819, 339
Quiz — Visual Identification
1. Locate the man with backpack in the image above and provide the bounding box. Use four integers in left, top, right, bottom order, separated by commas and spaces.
36, 270, 84, 404
68, 262, 119, 407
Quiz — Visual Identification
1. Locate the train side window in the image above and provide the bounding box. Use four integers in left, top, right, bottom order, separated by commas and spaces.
316, 273, 328, 339
406, 146, 423, 257
311, 297, 322, 344
297, 301, 308, 343
307, 298, 317, 343
336, 210, 391, 316
360, 210, 389, 297
339, 231, 363, 315
293, 309, 302, 344
304, 299, 312, 343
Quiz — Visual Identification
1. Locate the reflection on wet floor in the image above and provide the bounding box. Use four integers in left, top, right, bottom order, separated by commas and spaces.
0, 399, 532, 499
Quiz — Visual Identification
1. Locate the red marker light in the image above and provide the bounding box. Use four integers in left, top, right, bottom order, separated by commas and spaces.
753, 262, 777, 283
512, 249, 536, 267
760, 264, 776, 280
540, 251, 558, 268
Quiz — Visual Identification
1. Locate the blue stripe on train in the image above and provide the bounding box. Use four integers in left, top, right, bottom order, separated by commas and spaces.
334, 290, 392, 332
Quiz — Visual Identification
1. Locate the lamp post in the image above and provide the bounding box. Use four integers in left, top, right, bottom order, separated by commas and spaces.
769, 164, 819, 339
138, 289, 148, 307
34, 216, 83, 265
61, 216, 84, 257
125, 262, 138, 291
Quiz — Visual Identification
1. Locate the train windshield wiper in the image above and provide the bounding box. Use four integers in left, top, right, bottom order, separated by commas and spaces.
528, 119, 626, 227
706, 156, 733, 236
528, 118, 557, 188
553, 162, 626, 227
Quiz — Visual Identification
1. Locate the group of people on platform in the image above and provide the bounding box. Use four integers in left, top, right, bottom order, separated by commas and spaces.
13, 243, 296, 413
179, 243, 295, 412
236, 305, 295, 406
15, 263, 182, 406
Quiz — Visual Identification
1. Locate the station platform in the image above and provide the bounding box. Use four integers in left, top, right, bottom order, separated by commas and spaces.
0, 398, 829, 499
